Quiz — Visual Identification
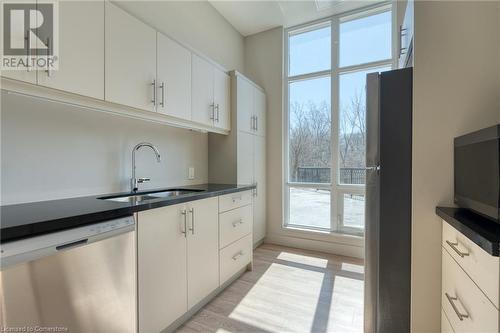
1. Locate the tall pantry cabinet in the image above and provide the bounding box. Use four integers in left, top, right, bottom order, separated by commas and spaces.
208, 71, 266, 246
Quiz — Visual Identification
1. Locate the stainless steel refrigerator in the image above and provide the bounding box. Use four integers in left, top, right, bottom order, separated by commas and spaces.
364, 67, 412, 333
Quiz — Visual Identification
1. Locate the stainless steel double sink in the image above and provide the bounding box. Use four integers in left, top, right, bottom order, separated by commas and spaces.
99, 189, 204, 203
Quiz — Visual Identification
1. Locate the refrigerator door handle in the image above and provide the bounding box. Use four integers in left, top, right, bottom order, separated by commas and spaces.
365, 166, 381, 171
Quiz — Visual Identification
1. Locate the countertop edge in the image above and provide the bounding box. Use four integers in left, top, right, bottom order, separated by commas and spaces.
436, 206, 499, 257
1, 185, 255, 243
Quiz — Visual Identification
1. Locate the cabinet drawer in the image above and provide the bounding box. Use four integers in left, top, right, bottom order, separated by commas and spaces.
442, 248, 499, 333
219, 234, 252, 285
219, 205, 253, 249
442, 221, 500, 308
219, 190, 252, 213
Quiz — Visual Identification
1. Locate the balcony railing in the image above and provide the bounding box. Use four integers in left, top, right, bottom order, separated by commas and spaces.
296, 167, 366, 184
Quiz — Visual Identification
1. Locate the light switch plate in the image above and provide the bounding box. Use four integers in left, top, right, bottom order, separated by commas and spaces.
188, 167, 195, 180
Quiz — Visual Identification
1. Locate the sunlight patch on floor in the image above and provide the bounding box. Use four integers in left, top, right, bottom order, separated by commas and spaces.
327, 275, 364, 332
341, 262, 365, 274
229, 262, 325, 332
277, 251, 329, 268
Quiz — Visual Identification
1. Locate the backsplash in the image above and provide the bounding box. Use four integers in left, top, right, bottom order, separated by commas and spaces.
0, 91, 208, 205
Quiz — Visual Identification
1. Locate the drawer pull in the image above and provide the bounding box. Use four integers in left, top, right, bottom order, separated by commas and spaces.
446, 240, 470, 258
232, 195, 242, 203
232, 219, 244, 227
445, 293, 469, 321
232, 251, 244, 260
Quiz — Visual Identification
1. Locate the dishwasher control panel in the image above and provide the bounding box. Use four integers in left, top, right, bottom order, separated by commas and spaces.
0, 215, 135, 269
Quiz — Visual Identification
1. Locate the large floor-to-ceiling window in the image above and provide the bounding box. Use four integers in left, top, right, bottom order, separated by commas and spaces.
284, 5, 393, 235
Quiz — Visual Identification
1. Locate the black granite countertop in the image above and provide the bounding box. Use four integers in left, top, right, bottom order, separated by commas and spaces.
1, 184, 255, 243
436, 207, 500, 256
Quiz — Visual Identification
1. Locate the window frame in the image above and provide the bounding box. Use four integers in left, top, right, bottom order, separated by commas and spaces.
283, 2, 395, 236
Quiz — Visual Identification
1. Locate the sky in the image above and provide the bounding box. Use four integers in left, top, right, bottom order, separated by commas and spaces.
288, 10, 392, 112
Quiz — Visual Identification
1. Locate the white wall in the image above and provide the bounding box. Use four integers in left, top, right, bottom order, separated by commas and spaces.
1, 1, 245, 205
412, 1, 500, 332
0, 92, 207, 204
244, 27, 364, 258
115, 0, 245, 72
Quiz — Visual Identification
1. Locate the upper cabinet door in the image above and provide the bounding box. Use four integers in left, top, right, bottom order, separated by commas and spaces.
236, 77, 254, 134
254, 88, 266, 137
38, 0, 104, 99
191, 54, 214, 126
0, 1, 36, 84
105, 2, 156, 111
156, 33, 191, 120
213, 68, 230, 131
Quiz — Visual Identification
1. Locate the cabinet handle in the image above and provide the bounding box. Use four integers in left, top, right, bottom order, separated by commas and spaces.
232, 219, 244, 227
250, 115, 254, 130
188, 208, 195, 235
255, 115, 258, 131
181, 209, 187, 237
399, 25, 408, 56
159, 82, 165, 108
445, 240, 469, 258
231, 195, 242, 203
253, 183, 258, 197
232, 251, 244, 260
151, 80, 156, 105
445, 293, 469, 321
209, 103, 215, 120
45, 37, 51, 77
215, 104, 220, 122
26, 30, 31, 72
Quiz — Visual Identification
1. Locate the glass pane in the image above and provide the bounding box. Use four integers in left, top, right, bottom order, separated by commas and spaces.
339, 11, 391, 67
289, 25, 331, 76
342, 194, 365, 229
338, 67, 390, 185
289, 187, 330, 228
289, 76, 331, 183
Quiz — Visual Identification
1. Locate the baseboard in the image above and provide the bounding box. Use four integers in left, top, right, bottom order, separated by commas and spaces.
264, 233, 364, 259
162, 265, 250, 333
253, 237, 265, 249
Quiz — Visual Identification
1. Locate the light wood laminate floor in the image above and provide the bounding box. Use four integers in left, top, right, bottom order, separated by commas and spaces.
177, 244, 364, 333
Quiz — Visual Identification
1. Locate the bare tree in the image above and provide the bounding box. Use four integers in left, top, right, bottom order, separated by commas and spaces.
289, 92, 366, 183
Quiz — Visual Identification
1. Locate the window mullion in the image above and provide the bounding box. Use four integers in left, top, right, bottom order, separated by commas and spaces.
331, 16, 340, 233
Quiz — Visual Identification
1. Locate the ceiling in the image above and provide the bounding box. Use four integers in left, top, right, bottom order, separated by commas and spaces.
208, 0, 384, 36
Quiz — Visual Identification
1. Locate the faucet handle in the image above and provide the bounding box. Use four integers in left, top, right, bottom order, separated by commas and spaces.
137, 178, 150, 183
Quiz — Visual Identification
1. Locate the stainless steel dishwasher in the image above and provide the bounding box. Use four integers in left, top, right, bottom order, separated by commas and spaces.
0, 215, 136, 333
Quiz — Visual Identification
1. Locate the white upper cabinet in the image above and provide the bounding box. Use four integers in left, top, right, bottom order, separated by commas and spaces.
192, 54, 230, 130
254, 88, 266, 137
213, 68, 230, 131
105, 2, 156, 111
237, 77, 254, 134
192, 55, 215, 126
37, 0, 104, 99
156, 32, 191, 120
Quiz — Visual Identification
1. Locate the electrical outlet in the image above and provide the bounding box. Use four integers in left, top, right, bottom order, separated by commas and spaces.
188, 167, 195, 180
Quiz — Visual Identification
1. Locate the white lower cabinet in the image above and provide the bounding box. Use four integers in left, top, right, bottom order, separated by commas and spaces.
137, 196, 221, 332
186, 197, 219, 309
441, 221, 500, 333
219, 234, 252, 285
441, 310, 454, 333
138, 203, 188, 333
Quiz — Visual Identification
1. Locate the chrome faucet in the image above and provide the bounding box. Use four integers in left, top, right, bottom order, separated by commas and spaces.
131, 142, 161, 192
